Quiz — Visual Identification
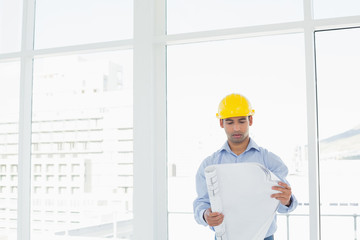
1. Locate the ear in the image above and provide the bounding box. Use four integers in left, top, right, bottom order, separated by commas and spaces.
220, 119, 224, 128
249, 116, 253, 126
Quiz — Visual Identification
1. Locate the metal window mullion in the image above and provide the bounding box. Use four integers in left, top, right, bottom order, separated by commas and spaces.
153, 0, 167, 239
163, 21, 305, 45
133, 0, 156, 237
133, 0, 166, 239
303, 0, 321, 239
163, 16, 360, 46
305, 29, 321, 240
0, 52, 22, 62
31, 39, 133, 58
18, 0, 35, 239
313, 15, 360, 31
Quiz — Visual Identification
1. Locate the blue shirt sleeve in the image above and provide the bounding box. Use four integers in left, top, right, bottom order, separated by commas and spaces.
193, 158, 211, 226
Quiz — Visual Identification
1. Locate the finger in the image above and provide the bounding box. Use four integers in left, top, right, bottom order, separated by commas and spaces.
272, 187, 290, 194
212, 214, 224, 222
272, 196, 290, 204
274, 191, 291, 196
271, 193, 290, 198
208, 215, 224, 226
271, 193, 280, 198
278, 181, 287, 186
272, 185, 292, 193
207, 212, 223, 222
209, 212, 223, 217
272, 196, 288, 200
278, 182, 292, 190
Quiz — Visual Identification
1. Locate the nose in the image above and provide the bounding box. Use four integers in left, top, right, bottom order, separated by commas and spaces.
234, 123, 241, 131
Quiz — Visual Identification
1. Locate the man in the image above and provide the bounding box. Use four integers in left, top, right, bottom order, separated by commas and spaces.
193, 93, 297, 240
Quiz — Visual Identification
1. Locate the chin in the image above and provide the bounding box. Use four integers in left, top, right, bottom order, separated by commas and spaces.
231, 138, 245, 144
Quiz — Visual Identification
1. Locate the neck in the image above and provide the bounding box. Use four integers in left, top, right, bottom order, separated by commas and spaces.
228, 137, 250, 156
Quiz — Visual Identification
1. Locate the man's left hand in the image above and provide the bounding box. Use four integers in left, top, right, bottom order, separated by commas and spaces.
271, 181, 292, 206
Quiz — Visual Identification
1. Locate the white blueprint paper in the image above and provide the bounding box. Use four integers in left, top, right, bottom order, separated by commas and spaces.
204, 162, 281, 240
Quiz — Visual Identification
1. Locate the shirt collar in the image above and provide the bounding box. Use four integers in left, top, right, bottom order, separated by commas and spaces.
220, 137, 260, 154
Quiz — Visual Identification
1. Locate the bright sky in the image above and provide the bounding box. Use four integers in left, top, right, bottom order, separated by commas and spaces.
315, 29, 360, 139
167, 34, 307, 170
2, 1, 360, 160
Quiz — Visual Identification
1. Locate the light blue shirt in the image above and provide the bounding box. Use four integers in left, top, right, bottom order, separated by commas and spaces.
193, 138, 298, 237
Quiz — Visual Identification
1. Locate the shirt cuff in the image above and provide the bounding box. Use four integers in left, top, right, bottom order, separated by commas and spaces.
200, 208, 208, 226
278, 195, 297, 213
285, 197, 292, 207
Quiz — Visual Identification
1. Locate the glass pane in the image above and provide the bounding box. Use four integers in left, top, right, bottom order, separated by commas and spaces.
316, 28, 360, 239
321, 216, 354, 239
31, 51, 133, 240
0, 0, 22, 53
0, 61, 20, 240
314, 0, 360, 19
167, 34, 308, 239
168, 214, 213, 239
276, 215, 309, 239
167, 0, 303, 34
34, 0, 133, 49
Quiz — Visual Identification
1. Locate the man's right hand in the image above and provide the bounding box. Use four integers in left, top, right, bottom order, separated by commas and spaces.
204, 208, 224, 226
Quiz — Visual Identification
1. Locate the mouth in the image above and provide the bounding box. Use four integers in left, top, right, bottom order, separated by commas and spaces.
232, 134, 242, 138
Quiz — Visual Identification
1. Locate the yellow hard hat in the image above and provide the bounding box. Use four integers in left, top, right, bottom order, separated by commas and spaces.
216, 93, 255, 119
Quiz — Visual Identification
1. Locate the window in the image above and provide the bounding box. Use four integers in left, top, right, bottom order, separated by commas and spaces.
167, 34, 309, 239
31, 50, 133, 239
316, 27, 360, 239
46, 187, 54, 194
33, 175, 41, 182
34, 0, 133, 49
167, 0, 303, 34
58, 175, 66, 182
46, 164, 54, 173
314, 0, 360, 19
58, 187, 67, 194
34, 164, 41, 173
46, 175, 54, 182
0, 61, 19, 239
10, 165, 17, 173
0, 0, 22, 53
10, 186, 17, 194
59, 164, 67, 173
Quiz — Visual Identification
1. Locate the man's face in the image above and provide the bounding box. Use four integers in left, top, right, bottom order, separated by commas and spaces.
220, 116, 253, 144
